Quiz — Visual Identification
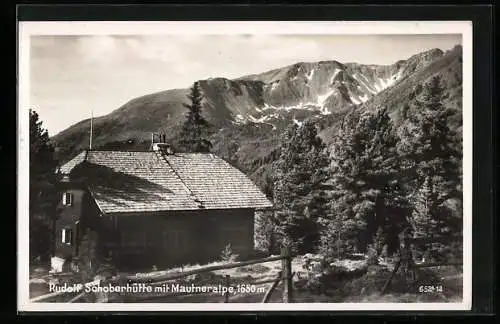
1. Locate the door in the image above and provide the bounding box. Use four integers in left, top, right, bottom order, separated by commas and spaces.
74, 220, 80, 255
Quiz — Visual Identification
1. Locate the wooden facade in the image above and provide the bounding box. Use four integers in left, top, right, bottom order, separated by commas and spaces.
53, 182, 100, 261
103, 209, 255, 267
54, 193, 255, 268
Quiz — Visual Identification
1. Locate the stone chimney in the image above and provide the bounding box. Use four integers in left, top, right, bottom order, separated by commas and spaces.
153, 142, 174, 154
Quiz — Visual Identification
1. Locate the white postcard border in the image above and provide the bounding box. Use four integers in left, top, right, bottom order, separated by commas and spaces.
18, 20, 473, 312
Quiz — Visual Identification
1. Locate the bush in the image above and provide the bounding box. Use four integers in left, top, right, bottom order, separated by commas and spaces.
254, 210, 275, 253
413, 239, 462, 264
338, 265, 403, 298
29, 217, 52, 262
366, 245, 379, 266
75, 231, 100, 282
298, 253, 368, 295
96, 257, 117, 279
220, 243, 239, 263
302, 254, 326, 272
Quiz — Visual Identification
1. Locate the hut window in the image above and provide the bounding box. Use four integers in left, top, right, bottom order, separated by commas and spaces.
62, 228, 73, 245
109, 215, 118, 229
62, 192, 73, 206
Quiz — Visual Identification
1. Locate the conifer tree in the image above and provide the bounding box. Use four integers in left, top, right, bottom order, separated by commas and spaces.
410, 176, 440, 261
254, 210, 276, 253
29, 109, 59, 261
410, 177, 436, 238
398, 76, 461, 198
177, 81, 213, 153
272, 119, 330, 254
397, 76, 462, 240
320, 107, 409, 259
366, 108, 410, 252
366, 226, 386, 265
318, 110, 363, 259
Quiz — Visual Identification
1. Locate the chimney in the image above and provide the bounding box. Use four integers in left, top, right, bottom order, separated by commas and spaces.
153, 143, 174, 155
151, 132, 174, 154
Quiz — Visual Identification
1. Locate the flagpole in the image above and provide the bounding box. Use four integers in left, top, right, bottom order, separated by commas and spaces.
90, 110, 93, 150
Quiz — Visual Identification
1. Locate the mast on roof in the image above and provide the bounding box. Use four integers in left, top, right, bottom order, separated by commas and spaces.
89, 110, 93, 150
151, 131, 173, 154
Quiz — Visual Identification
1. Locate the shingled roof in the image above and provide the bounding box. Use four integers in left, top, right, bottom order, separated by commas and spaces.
59, 150, 273, 214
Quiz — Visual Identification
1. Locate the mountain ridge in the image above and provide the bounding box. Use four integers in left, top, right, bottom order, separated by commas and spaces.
51, 45, 462, 173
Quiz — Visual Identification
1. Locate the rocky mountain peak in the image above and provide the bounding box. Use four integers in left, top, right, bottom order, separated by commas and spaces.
51, 45, 462, 165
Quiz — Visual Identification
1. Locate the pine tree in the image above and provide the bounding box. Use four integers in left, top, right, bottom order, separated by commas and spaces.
367, 108, 410, 253
367, 226, 385, 265
272, 119, 330, 254
317, 194, 359, 261
397, 76, 462, 261
319, 110, 366, 258
398, 76, 462, 241
410, 177, 436, 238
30, 110, 57, 183
29, 109, 59, 261
177, 81, 213, 153
410, 176, 440, 261
398, 76, 461, 198
254, 209, 276, 253
320, 107, 409, 259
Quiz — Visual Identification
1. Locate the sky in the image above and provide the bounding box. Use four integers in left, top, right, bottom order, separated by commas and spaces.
29, 34, 461, 136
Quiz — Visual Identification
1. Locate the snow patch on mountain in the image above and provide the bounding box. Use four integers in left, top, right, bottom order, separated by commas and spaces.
359, 94, 370, 102
378, 77, 394, 89
330, 69, 341, 84
270, 82, 279, 91
378, 70, 404, 91
317, 89, 336, 107
263, 101, 320, 112
248, 115, 268, 123
353, 73, 378, 94
320, 105, 330, 115
307, 69, 316, 81
352, 69, 404, 95
373, 82, 383, 92
245, 66, 407, 125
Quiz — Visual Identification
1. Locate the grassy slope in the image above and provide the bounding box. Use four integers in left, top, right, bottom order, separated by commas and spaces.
51, 88, 190, 163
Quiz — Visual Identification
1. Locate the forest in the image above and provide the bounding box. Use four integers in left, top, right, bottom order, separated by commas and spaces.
255, 75, 463, 266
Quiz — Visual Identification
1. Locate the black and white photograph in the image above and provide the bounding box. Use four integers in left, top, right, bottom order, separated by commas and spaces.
18, 21, 472, 312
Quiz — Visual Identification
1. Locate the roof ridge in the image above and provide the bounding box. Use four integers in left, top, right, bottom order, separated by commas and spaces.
82, 149, 155, 153
154, 151, 205, 209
